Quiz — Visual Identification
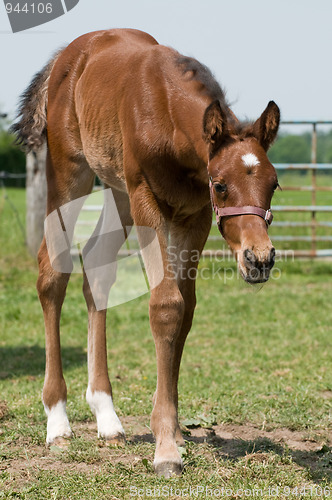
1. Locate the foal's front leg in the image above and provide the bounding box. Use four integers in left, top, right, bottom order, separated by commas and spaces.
169, 205, 212, 447
149, 279, 185, 477
130, 187, 186, 477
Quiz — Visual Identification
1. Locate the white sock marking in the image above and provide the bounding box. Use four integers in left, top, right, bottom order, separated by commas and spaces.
43, 400, 72, 444
242, 153, 260, 168
86, 386, 125, 438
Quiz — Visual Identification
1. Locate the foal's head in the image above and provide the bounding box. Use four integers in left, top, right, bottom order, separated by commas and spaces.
203, 100, 280, 284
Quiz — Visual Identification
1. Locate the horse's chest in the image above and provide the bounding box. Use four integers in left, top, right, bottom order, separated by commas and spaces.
149, 168, 209, 216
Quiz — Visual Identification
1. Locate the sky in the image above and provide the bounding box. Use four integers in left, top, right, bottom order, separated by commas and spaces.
1, 0, 332, 131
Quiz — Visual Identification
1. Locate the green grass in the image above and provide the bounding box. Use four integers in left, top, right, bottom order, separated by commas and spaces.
0, 188, 332, 499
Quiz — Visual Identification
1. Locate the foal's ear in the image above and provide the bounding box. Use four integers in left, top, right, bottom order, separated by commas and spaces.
253, 101, 280, 151
203, 100, 228, 151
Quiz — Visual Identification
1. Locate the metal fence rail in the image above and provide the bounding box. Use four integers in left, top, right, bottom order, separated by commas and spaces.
274, 121, 332, 257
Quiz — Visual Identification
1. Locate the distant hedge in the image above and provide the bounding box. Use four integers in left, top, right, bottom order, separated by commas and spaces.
0, 129, 25, 187
269, 129, 332, 164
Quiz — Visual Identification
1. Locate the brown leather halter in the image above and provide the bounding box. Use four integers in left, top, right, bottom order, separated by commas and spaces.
209, 178, 273, 235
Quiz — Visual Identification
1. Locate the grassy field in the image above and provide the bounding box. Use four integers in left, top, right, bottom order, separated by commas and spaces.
0, 188, 332, 499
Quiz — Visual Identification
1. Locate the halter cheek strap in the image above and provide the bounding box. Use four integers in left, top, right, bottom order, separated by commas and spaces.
208, 178, 273, 235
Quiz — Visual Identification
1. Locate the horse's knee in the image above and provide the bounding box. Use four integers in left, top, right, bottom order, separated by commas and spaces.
149, 285, 185, 338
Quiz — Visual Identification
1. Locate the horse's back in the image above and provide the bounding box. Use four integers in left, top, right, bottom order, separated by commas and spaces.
47, 29, 164, 188
48, 28, 160, 125
48, 28, 159, 103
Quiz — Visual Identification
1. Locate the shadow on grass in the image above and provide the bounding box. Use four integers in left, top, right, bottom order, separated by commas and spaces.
130, 430, 332, 484
0, 345, 86, 379
131, 433, 155, 444
201, 431, 332, 485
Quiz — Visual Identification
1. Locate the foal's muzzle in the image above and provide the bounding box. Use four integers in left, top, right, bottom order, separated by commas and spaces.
242, 247, 275, 284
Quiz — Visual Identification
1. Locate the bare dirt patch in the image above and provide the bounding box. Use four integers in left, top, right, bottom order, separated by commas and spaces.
209, 423, 332, 454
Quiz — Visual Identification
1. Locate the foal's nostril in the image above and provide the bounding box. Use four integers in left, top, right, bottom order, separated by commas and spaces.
243, 249, 257, 268
268, 247, 276, 269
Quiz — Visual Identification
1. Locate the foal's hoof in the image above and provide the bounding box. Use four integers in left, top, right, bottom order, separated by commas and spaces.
154, 461, 183, 478
49, 436, 71, 452
104, 433, 126, 447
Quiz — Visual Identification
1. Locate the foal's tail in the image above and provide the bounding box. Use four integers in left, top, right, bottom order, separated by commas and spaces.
11, 49, 62, 152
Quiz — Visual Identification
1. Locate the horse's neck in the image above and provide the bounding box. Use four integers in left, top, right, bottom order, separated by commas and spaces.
168, 89, 210, 172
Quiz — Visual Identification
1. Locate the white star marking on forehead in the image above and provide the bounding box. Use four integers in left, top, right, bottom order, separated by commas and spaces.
242, 153, 260, 168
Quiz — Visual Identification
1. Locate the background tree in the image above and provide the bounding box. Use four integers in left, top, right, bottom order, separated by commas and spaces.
269, 129, 332, 165
0, 112, 25, 187
268, 133, 312, 163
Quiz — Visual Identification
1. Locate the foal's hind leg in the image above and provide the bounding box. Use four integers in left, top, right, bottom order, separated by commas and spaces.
37, 152, 95, 446
82, 187, 133, 444
38, 243, 72, 446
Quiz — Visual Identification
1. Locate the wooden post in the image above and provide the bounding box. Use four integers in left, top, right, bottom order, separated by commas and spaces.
26, 144, 47, 256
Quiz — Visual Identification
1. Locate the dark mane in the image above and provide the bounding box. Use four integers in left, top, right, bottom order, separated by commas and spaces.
176, 55, 228, 106
176, 55, 255, 139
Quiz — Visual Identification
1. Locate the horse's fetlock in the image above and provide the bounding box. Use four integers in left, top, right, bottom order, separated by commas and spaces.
43, 377, 67, 410
151, 404, 178, 437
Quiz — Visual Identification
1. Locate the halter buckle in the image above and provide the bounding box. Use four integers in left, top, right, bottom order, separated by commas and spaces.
264, 209, 273, 225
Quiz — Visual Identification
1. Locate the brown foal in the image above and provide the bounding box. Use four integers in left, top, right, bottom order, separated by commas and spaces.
13, 29, 280, 477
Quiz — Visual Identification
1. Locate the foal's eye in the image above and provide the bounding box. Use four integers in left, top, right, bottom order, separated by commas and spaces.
214, 183, 227, 194
273, 182, 281, 192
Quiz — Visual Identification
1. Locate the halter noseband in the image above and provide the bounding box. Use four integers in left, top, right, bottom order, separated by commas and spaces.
209, 178, 273, 235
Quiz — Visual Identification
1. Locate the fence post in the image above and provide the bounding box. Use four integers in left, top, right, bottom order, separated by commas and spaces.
311, 123, 317, 256
26, 144, 47, 256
